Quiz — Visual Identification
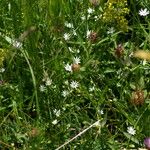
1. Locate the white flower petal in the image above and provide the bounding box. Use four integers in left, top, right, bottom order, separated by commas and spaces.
127, 126, 136, 135
73, 57, 81, 64
139, 8, 149, 16
65, 63, 72, 72
70, 81, 79, 89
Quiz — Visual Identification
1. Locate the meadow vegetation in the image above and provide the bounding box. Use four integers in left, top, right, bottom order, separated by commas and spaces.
0, 0, 150, 149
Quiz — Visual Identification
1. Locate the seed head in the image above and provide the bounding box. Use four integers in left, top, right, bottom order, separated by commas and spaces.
131, 90, 144, 105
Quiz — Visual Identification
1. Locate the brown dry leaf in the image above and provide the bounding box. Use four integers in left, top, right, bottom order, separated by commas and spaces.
133, 50, 150, 61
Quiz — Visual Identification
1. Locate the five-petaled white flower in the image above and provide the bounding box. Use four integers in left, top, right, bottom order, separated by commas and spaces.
62, 90, 69, 97
39, 85, 46, 92
139, 8, 149, 16
107, 27, 115, 34
63, 33, 70, 40
65, 63, 72, 72
127, 126, 136, 135
45, 78, 52, 86
54, 109, 61, 117
52, 119, 58, 125
73, 57, 81, 64
87, 8, 94, 14
70, 81, 79, 89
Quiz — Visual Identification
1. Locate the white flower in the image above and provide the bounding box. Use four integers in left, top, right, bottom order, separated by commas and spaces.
65, 22, 74, 28
54, 109, 61, 117
52, 119, 58, 125
87, 8, 94, 14
89, 86, 95, 92
63, 33, 70, 40
62, 90, 69, 97
139, 8, 149, 16
94, 15, 98, 21
98, 110, 104, 115
45, 78, 52, 86
107, 27, 115, 34
70, 81, 79, 89
39, 85, 46, 92
0, 68, 5, 73
86, 30, 91, 38
65, 63, 72, 72
13, 40, 22, 48
4, 36, 22, 48
73, 57, 80, 64
81, 15, 86, 21
72, 30, 77, 36
127, 126, 136, 135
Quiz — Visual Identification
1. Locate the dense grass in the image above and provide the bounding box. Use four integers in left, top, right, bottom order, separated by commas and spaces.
0, 0, 150, 149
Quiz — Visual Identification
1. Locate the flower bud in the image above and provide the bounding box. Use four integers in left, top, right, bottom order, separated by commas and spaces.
131, 90, 144, 105
89, 0, 100, 6
144, 137, 150, 149
88, 32, 97, 42
72, 64, 80, 72
115, 44, 124, 58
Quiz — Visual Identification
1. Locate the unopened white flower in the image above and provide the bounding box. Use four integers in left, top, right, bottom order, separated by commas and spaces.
94, 16, 98, 21
107, 27, 115, 34
142, 59, 147, 65
62, 90, 69, 97
0, 68, 5, 73
98, 110, 104, 115
68, 47, 73, 52
54, 109, 61, 117
65, 63, 72, 72
72, 30, 77, 36
86, 30, 91, 38
127, 126, 136, 135
52, 119, 58, 125
64, 80, 69, 85
8, 3, 11, 11
81, 15, 86, 21
73, 57, 80, 64
76, 49, 80, 53
87, 8, 94, 14
65, 22, 74, 28
139, 8, 149, 16
39, 85, 46, 92
70, 81, 79, 89
63, 33, 70, 40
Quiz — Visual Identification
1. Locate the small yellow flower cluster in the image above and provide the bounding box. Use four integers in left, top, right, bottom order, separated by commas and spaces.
102, 0, 129, 32
0, 48, 7, 66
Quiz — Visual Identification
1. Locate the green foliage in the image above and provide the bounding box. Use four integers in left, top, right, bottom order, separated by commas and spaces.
0, 48, 7, 66
0, 0, 150, 149
102, 0, 129, 32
